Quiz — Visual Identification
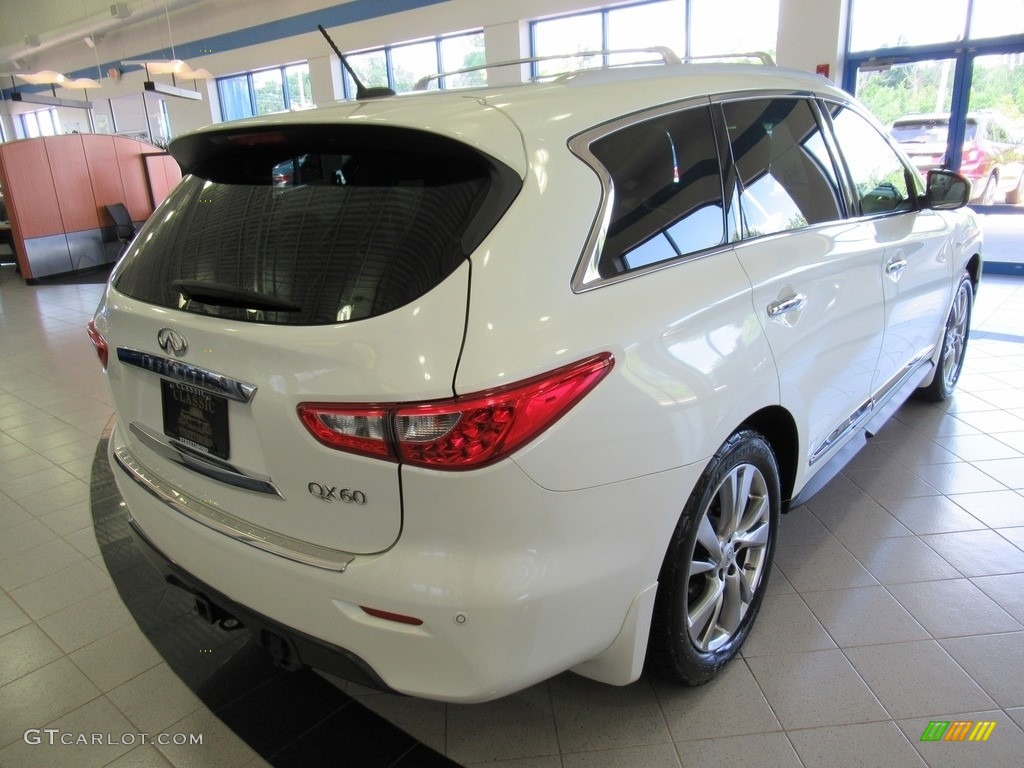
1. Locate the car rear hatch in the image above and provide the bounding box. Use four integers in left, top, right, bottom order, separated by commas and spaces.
97, 108, 523, 559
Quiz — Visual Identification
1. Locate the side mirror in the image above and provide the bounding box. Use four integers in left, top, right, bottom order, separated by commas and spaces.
923, 169, 971, 210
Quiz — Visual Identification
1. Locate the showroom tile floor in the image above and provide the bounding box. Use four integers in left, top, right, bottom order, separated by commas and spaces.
0, 264, 1023, 767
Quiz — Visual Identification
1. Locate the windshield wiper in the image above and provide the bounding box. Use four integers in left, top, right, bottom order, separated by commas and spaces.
172, 280, 302, 313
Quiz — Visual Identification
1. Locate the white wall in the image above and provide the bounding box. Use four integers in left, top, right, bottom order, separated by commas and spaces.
777, 0, 849, 83
6, 0, 849, 139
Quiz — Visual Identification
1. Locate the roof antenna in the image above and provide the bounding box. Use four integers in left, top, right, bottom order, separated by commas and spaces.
317, 24, 395, 100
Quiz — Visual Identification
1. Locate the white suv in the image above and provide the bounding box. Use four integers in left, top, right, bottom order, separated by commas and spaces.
89, 54, 982, 703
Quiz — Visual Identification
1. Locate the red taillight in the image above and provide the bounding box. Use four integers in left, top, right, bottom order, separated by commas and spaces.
297, 405, 395, 461
87, 320, 108, 369
963, 142, 982, 164
297, 352, 614, 470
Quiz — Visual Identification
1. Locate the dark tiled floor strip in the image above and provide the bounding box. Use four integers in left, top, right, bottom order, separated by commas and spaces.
90, 429, 459, 768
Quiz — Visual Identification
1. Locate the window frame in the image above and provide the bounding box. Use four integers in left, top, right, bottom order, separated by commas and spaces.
715, 95, 849, 240
340, 30, 485, 98
570, 91, 928, 293
529, 0, 780, 78
569, 95, 733, 292
216, 62, 313, 123
817, 97, 924, 219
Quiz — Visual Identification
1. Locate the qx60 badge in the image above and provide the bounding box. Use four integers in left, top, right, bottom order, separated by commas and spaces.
157, 328, 189, 358
308, 483, 367, 505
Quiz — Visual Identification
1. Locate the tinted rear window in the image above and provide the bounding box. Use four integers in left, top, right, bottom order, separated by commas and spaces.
891, 118, 978, 142
114, 125, 519, 325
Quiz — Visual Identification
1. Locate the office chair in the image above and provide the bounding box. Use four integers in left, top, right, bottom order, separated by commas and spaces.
104, 203, 136, 258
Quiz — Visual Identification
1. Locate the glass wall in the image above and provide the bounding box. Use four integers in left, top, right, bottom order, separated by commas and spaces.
847, 0, 1024, 272
216, 62, 313, 122
342, 31, 485, 96
530, 0, 779, 76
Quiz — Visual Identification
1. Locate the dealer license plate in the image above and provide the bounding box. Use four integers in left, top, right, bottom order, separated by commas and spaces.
161, 379, 230, 460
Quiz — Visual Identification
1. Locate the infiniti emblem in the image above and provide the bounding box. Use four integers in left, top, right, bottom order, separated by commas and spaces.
157, 328, 189, 357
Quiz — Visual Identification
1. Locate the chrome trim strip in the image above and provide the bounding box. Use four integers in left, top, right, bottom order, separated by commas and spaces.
873, 345, 935, 407
113, 443, 354, 572
809, 345, 936, 466
116, 347, 257, 403
129, 421, 284, 498
809, 398, 872, 466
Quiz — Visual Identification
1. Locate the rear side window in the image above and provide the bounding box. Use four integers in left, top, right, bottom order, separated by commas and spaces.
827, 105, 916, 215
722, 98, 844, 238
113, 125, 520, 326
588, 106, 726, 276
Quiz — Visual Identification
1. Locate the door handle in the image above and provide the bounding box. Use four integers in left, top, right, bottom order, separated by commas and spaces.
885, 258, 908, 281
766, 294, 807, 317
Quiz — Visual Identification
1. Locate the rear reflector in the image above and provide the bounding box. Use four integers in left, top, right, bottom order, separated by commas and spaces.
360, 606, 424, 626
86, 320, 109, 369
298, 352, 614, 470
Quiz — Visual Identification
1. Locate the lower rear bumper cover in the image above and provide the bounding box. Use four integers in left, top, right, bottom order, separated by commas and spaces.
127, 514, 396, 694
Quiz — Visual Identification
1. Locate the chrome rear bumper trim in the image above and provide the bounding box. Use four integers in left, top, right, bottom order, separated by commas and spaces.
113, 442, 354, 572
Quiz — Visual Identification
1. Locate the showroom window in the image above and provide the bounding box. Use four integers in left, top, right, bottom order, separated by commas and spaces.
530, 0, 778, 76
849, 0, 1023, 52
341, 31, 485, 96
217, 63, 313, 122
19, 108, 60, 138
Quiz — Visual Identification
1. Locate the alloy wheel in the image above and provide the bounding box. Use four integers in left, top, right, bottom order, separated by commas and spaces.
686, 462, 771, 653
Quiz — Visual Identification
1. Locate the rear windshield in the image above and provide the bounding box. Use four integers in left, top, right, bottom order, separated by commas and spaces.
891, 118, 978, 143
113, 125, 520, 325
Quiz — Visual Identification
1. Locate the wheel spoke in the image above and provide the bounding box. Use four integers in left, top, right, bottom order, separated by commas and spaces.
696, 514, 723, 563
719, 571, 743, 634
738, 566, 755, 603
688, 579, 724, 646
689, 557, 717, 578
734, 519, 769, 550
719, 465, 752, 539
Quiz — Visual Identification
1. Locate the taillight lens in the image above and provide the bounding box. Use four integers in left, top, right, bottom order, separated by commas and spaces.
86, 320, 108, 369
297, 352, 614, 470
963, 142, 982, 164
297, 405, 394, 461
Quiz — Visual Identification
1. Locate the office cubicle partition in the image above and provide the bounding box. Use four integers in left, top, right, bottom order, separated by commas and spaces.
0, 134, 181, 281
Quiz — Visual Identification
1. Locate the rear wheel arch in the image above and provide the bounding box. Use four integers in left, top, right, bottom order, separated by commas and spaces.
965, 254, 982, 295
740, 406, 799, 509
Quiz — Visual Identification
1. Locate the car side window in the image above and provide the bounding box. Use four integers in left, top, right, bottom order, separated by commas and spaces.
589, 106, 726, 276
827, 104, 916, 215
721, 98, 843, 239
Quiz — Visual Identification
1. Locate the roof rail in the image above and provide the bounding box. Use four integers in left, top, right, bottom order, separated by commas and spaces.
679, 51, 776, 66
412, 47, 683, 91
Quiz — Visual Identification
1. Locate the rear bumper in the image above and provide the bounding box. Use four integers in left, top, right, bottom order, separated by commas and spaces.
110, 422, 700, 702
127, 514, 395, 693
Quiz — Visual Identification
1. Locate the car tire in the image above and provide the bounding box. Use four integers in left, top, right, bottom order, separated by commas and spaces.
1006, 174, 1024, 205
918, 271, 973, 402
647, 429, 779, 686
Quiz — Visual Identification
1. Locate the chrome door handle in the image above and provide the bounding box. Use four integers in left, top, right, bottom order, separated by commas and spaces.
886, 258, 908, 280
767, 294, 807, 317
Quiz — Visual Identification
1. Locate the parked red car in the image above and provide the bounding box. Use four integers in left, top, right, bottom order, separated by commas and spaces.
891, 112, 1024, 204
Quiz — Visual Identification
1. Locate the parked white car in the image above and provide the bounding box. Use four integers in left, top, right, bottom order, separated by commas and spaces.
89, 53, 982, 703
